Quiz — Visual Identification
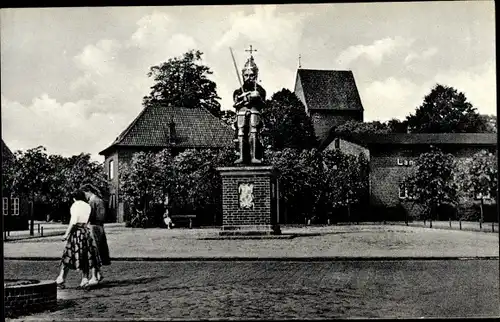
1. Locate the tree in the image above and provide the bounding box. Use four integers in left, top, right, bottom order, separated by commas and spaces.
261, 89, 317, 150
321, 149, 369, 223
120, 151, 167, 228
60, 153, 108, 222
265, 148, 324, 223
169, 148, 235, 225
332, 120, 390, 136
406, 84, 484, 133
387, 118, 408, 133
10, 146, 52, 234
464, 150, 497, 227
405, 146, 458, 227
143, 50, 221, 117
120, 147, 235, 227
478, 114, 497, 133
219, 110, 236, 128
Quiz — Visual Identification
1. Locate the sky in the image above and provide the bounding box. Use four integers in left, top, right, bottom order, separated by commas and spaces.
1, 2, 496, 162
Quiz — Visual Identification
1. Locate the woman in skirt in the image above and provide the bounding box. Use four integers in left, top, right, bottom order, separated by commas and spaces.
55, 190, 101, 289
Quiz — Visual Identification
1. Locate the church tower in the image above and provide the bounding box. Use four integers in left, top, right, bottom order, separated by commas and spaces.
293, 68, 364, 142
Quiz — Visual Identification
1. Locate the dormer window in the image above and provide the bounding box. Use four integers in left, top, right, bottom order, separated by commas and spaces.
169, 119, 177, 144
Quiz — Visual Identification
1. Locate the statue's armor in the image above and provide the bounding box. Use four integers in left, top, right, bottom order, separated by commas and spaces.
233, 83, 266, 135
232, 54, 266, 165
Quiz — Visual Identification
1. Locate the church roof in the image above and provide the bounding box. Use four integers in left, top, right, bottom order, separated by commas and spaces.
99, 105, 234, 155
295, 69, 364, 111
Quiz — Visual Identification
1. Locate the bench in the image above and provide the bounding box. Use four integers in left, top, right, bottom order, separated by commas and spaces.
170, 215, 197, 229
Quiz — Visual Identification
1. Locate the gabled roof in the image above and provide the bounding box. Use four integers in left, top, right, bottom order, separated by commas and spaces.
99, 105, 234, 155
295, 69, 364, 111
321, 132, 498, 150
1, 140, 15, 163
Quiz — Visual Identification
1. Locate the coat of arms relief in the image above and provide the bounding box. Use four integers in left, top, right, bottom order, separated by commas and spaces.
238, 183, 254, 209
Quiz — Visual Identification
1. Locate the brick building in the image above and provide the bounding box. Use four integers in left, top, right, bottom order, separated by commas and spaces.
2, 140, 29, 231
323, 133, 497, 221
294, 69, 364, 141
99, 104, 234, 222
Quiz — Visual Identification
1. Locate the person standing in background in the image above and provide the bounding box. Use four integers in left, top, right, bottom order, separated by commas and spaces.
81, 184, 111, 286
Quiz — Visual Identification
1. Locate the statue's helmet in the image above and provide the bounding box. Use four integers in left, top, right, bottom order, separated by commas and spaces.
242, 56, 259, 77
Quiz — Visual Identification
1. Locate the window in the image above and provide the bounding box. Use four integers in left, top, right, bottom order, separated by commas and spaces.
2, 197, 8, 216
334, 138, 340, 149
109, 160, 114, 180
399, 183, 416, 200
109, 194, 117, 209
398, 183, 408, 199
11, 198, 19, 216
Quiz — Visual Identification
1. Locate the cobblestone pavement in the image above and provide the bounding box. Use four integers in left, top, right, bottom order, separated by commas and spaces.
4, 259, 499, 320
4, 225, 499, 259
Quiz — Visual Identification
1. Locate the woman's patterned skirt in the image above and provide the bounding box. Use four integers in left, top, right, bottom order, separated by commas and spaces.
61, 223, 101, 275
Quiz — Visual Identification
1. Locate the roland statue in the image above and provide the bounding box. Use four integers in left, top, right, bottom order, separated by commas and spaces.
231, 46, 266, 165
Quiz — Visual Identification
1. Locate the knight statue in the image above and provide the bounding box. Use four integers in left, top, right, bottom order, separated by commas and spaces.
232, 47, 266, 164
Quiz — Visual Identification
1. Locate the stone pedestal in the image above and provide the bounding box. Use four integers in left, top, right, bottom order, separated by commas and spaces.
217, 166, 280, 236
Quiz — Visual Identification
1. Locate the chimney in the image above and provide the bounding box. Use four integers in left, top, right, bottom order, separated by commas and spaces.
169, 118, 177, 144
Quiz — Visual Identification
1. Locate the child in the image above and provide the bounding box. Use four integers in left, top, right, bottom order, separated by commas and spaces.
163, 210, 173, 229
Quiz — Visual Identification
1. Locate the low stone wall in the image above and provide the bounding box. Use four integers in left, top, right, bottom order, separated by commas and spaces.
4, 279, 57, 318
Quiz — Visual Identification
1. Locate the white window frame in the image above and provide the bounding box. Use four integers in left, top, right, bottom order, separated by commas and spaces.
398, 184, 408, 199
3, 197, 8, 216
109, 160, 114, 180
399, 183, 416, 200
11, 197, 19, 216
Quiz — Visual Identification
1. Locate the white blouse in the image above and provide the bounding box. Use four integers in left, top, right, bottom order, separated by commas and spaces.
68, 200, 91, 226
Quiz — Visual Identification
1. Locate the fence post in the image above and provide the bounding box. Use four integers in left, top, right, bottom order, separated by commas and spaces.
29, 201, 34, 236
459, 219, 462, 230
492, 222, 494, 233
449, 218, 451, 228
41, 226, 43, 237
37, 224, 40, 234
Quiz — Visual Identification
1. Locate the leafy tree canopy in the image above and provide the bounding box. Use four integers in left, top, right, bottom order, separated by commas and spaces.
261, 88, 317, 150
478, 114, 497, 133
406, 84, 485, 133
143, 50, 221, 117
406, 146, 458, 219
219, 110, 236, 128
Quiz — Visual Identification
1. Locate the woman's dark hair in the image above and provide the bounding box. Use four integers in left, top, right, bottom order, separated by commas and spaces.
72, 190, 87, 201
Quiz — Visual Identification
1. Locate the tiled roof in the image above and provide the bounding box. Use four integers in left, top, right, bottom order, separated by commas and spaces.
296, 69, 364, 111
325, 133, 497, 149
99, 105, 234, 155
1, 140, 15, 163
